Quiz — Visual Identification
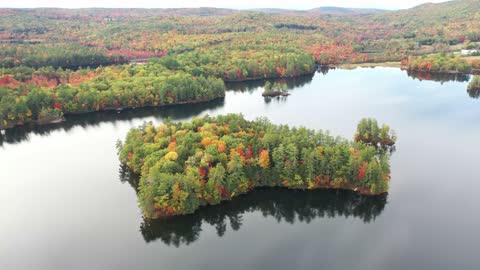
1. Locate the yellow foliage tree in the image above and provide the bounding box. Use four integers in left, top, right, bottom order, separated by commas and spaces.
165, 151, 179, 161
258, 149, 270, 169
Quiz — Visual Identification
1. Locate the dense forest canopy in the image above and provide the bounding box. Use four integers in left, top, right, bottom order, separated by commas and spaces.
1, 0, 480, 68
0, 63, 224, 128
1, 0, 480, 129
117, 114, 396, 217
403, 53, 473, 73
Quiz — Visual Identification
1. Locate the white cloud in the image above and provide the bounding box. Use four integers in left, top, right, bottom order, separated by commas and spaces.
0, 0, 450, 10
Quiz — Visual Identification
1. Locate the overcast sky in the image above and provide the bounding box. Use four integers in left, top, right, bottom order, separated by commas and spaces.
0, 0, 450, 10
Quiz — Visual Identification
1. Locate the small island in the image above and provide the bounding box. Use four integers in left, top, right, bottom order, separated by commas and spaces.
117, 114, 396, 218
262, 81, 290, 97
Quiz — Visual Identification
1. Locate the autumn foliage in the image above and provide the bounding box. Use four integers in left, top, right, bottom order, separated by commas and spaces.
117, 114, 396, 218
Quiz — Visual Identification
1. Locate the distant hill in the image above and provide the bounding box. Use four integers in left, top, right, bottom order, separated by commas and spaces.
372, 0, 480, 28
251, 6, 386, 15
249, 8, 305, 14
308, 6, 387, 14
0, 7, 240, 17
0, 0, 477, 20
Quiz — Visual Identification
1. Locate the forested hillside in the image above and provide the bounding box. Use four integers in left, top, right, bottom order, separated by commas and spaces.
1, 0, 480, 129
1, 0, 479, 67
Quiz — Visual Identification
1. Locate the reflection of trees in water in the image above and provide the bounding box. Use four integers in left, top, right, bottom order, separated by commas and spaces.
226, 73, 315, 93
263, 95, 289, 104
406, 71, 480, 99
317, 66, 331, 75
137, 186, 387, 247
120, 165, 387, 247
119, 164, 140, 192
407, 70, 471, 84
467, 87, 480, 99
0, 99, 224, 146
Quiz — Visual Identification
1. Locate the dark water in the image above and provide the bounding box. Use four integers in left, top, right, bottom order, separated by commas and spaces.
1, 68, 479, 270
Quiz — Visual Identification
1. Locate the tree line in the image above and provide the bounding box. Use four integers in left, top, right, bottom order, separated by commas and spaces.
0, 63, 224, 129
152, 46, 316, 81
403, 54, 473, 74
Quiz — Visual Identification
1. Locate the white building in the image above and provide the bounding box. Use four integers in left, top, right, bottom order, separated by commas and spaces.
461, 49, 479, 55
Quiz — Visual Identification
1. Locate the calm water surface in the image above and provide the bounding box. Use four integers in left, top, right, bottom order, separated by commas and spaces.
1, 68, 479, 270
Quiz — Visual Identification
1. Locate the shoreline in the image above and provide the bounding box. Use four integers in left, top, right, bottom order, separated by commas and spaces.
223, 70, 316, 82
337, 62, 402, 69
338, 62, 480, 76
1, 71, 318, 131
0, 96, 225, 130
404, 68, 472, 75
262, 91, 290, 97
149, 184, 388, 219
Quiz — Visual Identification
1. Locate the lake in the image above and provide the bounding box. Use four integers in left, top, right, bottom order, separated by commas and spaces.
1, 67, 479, 270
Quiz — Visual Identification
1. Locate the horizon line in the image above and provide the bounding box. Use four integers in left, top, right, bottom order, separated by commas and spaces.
0, 6, 405, 11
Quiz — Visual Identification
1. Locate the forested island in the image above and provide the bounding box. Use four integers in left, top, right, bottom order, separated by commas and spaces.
117, 114, 396, 218
262, 81, 290, 97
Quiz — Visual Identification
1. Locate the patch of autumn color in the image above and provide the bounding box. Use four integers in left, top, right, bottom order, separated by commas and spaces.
53, 102, 63, 110
198, 167, 207, 178
229, 148, 246, 164
469, 59, 480, 69
258, 149, 270, 169
0, 76, 20, 88
220, 186, 227, 197
235, 145, 246, 159
165, 151, 178, 161
275, 66, 287, 77
217, 140, 227, 153
245, 145, 253, 161
310, 42, 368, 65
167, 141, 177, 152
314, 176, 323, 186
321, 175, 330, 185
358, 162, 367, 181
201, 137, 213, 147
26, 76, 59, 88
68, 71, 96, 85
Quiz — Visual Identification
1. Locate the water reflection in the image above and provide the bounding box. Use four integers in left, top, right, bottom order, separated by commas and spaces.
317, 66, 331, 75
226, 73, 314, 93
0, 99, 224, 146
263, 95, 289, 104
119, 164, 387, 247
139, 188, 387, 247
406, 70, 471, 84
468, 87, 480, 99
